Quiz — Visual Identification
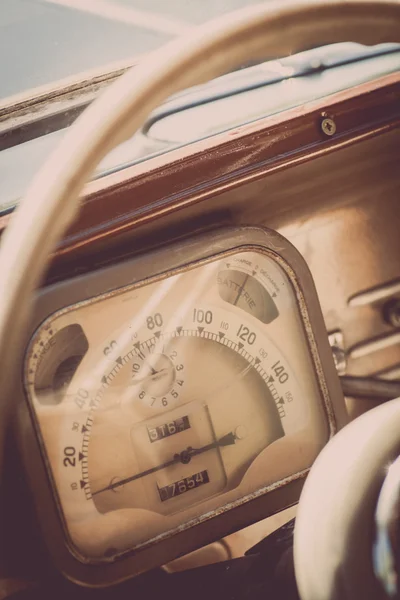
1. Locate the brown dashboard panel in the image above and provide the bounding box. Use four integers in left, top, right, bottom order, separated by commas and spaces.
0, 72, 398, 266
46, 72, 400, 261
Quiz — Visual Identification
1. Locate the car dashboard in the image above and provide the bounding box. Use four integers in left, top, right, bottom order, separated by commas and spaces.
0, 21, 399, 600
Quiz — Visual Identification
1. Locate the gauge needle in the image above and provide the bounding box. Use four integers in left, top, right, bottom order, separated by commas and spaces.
233, 273, 249, 306
92, 431, 238, 496
129, 367, 168, 385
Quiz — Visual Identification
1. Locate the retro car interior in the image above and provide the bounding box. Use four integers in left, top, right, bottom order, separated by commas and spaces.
0, 1, 399, 599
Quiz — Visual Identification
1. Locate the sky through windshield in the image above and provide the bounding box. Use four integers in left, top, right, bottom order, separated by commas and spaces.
1, 0, 259, 100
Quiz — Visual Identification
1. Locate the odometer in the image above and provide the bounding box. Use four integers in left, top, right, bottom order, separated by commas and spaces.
148, 416, 191, 442
158, 470, 210, 502
22, 226, 345, 585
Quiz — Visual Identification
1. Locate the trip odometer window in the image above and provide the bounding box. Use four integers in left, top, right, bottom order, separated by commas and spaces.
22, 227, 345, 586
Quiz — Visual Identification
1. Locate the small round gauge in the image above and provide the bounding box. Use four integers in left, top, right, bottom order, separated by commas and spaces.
122, 343, 185, 409
131, 352, 177, 399
22, 226, 345, 586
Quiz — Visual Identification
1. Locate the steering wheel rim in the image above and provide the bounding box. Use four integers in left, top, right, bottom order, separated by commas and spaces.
0, 2, 399, 583
294, 398, 400, 600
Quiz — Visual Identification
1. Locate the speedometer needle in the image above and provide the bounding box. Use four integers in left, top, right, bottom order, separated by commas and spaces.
92, 431, 238, 496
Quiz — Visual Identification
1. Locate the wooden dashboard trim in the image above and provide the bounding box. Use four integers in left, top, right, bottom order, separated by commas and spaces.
1, 72, 399, 262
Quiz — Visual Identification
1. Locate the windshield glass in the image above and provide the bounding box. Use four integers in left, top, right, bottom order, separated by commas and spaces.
1, 1, 399, 216
1, 0, 255, 100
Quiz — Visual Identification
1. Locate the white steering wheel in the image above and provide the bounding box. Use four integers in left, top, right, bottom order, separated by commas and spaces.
0, 1, 399, 598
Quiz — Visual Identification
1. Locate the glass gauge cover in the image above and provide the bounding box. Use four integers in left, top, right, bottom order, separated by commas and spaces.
22, 226, 345, 585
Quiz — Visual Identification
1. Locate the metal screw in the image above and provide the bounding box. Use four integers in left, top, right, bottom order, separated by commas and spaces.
321, 117, 337, 137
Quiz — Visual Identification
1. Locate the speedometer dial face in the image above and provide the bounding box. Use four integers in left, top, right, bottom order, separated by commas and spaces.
24, 236, 339, 567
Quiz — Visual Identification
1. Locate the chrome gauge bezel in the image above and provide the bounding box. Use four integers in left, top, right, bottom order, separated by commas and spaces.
18, 226, 345, 586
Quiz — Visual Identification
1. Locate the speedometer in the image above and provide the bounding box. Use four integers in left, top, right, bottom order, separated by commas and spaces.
21, 227, 345, 586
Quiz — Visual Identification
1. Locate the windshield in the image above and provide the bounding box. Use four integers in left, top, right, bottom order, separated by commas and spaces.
1, 1, 399, 216
1, 0, 256, 100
